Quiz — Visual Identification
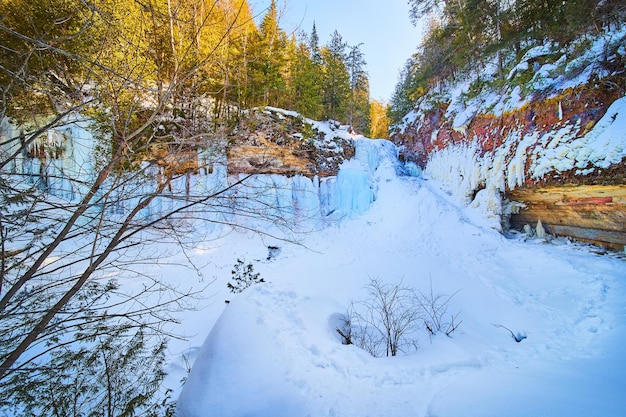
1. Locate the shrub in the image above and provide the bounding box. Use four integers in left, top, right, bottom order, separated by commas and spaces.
348, 279, 420, 357
227, 259, 265, 294
342, 277, 461, 358
415, 278, 462, 339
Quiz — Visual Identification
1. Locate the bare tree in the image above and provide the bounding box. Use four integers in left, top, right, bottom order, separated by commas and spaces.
346, 277, 462, 358
415, 278, 462, 338
0, 0, 296, 414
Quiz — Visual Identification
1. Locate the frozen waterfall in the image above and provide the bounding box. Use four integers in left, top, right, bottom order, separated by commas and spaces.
3, 119, 399, 225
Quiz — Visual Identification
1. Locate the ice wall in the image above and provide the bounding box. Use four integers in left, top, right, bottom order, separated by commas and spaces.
423, 95, 626, 232
333, 165, 371, 215
4, 118, 396, 228
224, 138, 394, 227
329, 138, 387, 217
1, 116, 97, 201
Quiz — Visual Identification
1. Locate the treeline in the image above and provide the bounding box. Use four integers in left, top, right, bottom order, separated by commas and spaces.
390, 0, 626, 123
0, 0, 389, 137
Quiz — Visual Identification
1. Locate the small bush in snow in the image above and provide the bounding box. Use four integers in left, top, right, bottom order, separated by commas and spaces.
349, 279, 421, 357
343, 278, 461, 357
333, 311, 353, 346
416, 278, 462, 338
227, 259, 265, 293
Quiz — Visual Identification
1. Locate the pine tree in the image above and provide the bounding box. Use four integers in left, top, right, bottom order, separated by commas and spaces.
309, 22, 321, 63
321, 31, 351, 122
289, 37, 324, 119
409, 0, 449, 24
247, 0, 288, 107
351, 73, 371, 135
346, 43, 368, 129
0, 0, 106, 122
389, 57, 420, 125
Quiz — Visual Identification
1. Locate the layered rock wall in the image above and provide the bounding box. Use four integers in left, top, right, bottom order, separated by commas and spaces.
390, 30, 626, 249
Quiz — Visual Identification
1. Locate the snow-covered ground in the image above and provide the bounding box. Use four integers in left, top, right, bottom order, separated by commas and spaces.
157, 139, 626, 417
5, 113, 623, 416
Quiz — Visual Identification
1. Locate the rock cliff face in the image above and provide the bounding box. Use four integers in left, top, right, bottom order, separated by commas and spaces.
390, 29, 626, 250
226, 107, 355, 177
2, 108, 381, 226
392, 85, 625, 188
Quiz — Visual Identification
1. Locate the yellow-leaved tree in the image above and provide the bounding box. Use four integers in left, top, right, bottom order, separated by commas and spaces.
369, 99, 390, 139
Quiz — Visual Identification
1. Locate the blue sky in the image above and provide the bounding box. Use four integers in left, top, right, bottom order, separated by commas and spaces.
251, 0, 426, 101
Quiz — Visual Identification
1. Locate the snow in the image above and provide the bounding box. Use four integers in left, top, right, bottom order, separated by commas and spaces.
520, 43, 555, 63
3, 107, 625, 416
173, 137, 626, 417
393, 26, 626, 145
174, 29, 626, 414
530, 96, 626, 177
573, 96, 626, 169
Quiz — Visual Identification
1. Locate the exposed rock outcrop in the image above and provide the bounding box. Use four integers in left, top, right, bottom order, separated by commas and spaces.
390, 29, 626, 250
392, 85, 625, 188
226, 107, 355, 177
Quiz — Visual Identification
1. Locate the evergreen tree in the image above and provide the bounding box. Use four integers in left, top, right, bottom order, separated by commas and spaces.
346, 43, 368, 128
320, 30, 351, 122
409, 0, 448, 24
0, 0, 106, 122
247, 0, 288, 107
351, 72, 371, 135
309, 22, 321, 63
289, 37, 324, 119
389, 57, 420, 125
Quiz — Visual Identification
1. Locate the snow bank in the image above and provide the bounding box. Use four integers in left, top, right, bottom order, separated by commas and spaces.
176, 285, 314, 417
567, 96, 626, 171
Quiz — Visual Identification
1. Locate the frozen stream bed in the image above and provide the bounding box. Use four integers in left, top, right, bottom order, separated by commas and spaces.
154, 139, 626, 417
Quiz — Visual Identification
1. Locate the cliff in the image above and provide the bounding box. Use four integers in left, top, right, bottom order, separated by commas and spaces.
390, 28, 626, 250
226, 107, 355, 177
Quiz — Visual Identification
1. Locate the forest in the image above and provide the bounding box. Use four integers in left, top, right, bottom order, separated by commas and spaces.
0, 0, 389, 139
390, 0, 626, 123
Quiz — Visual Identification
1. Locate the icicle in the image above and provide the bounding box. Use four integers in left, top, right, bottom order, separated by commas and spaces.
523, 224, 534, 237
536, 220, 546, 239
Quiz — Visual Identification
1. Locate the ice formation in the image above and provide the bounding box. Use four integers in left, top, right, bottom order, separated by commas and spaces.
1, 115, 396, 227
409, 29, 626, 229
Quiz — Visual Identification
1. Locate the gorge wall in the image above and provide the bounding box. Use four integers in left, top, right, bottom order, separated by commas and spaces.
390, 30, 626, 250
2, 108, 387, 232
